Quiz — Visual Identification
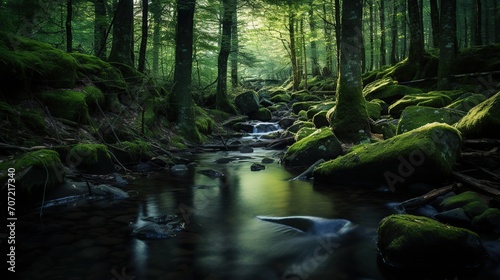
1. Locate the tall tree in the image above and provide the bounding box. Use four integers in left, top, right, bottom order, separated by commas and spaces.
474, 0, 482, 45
170, 0, 200, 141
437, 0, 457, 90
94, 0, 107, 59
390, 0, 399, 64
308, 1, 321, 76
216, 0, 238, 114
108, 0, 134, 66
379, 0, 386, 67
495, 0, 500, 43
230, 1, 239, 88
430, 0, 440, 48
151, 0, 162, 77
330, 0, 370, 143
138, 0, 149, 73
407, 0, 425, 78
66, 0, 73, 53
288, 0, 300, 90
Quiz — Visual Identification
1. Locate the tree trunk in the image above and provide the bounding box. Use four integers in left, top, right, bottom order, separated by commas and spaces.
474, 0, 482, 45
430, 0, 440, 48
390, 0, 398, 64
322, 2, 334, 75
379, 0, 386, 67
66, 0, 73, 53
369, 1, 374, 71
216, 0, 237, 114
94, 0, 107, 59
334, 0, 341, 73
151, 0, 161, 77
408, 0, 425, 78
495, 0, 500, 43
309, 2, 321, 77
331, 0, 370, 143
230, 1, 239, 88
138, 0, 149, 73
437, 0, 457, 90
170, 0, 200, 142
401, 0, 407, 58
288, 0, 300, 90
108, 0, 134, 66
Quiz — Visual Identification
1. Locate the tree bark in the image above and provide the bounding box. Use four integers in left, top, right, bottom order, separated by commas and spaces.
288, 0, 300, 90
430, 0, 440, 48
407, 0, 425, 78
309, 1, 321, 77
379, 0, 386, 67
151, 0, 161, 77
474, 0, 482, 45
108, 0, 134, 66
331, 0, 370, 143
138, 0, 149, 73
170, 0, 200, 142
94, 0, 107, 59
390, 0, 398, 64
66, 0, 73, 53
437, 0, 457, 90
216, 0, 237, 114
230, 1, 239, 88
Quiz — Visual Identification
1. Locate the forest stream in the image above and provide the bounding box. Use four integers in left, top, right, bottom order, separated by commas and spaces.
14, 126, 500, 280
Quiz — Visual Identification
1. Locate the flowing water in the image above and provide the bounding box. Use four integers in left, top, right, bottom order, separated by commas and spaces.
13, 132, 500, 280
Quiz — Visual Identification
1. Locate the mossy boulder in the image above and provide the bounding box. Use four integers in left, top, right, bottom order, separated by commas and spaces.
371, 120, 397, 140
471, 208, 500, 233
0, 149, 65, 207
282, 127, 343, 168
68, 144, 115, 175
312, 111, 329, 128
446, 93, 487, 112
39, 89, 90, 124
454, 91, 500, 139
363, 79, 422, 104
110, 141, 153, 164
248, 107, 272, 121
286, 120, 315, 134
439, 191, 486, 211
292, 101, 322, 115
294, 127, 317, 141
291, 90, 322, 102
313, 123, 462, 189
454, 44, 500, 74
388, 92, 453, 117
377, 214, 486, 272
270, 93, 291, 103
397, 106, 465, 134
366, 100, 382, 120
306, 101, 336, 119
234, 90, 260, 114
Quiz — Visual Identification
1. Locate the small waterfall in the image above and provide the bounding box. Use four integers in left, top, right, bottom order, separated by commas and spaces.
252, 122, 282, 134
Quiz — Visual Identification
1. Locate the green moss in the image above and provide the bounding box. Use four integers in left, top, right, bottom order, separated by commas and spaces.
366, 100, 382, 120
69, 144, 114, 174
39, 89, 90, 124
440, 191, 485, 211
471, 208, 500, 232
306, 101, 336, 119
388, 92, 453, 117
0, 149, 65, 195
454, 92, 500, 139
195, 106, 215, 135
119, 140, 153, 162
21, 110, 45, 133
248, 107, 272, 121
295, 127, 317, 141
270, 93, 291, 103
286, 121, 315, 133
454, 44, 500, 74
462, 201, 489, 218
446, 94, 487, 112
170, 135, 188, 149
312, 111, 329, 128
292, 101, 322, 114
313, 123, 462, 187
377, 214, 484, 269
396, 106, 465, 134
83, 86, 105, 110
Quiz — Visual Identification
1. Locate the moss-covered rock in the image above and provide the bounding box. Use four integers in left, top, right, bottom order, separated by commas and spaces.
439, 191, 486, 211
282, 127, 343, 168
306, 101, 336, 119
82, 85, 105, 111
270, 93, 291, 103
195, 106, 215, 135
471, 208, 500, 233
371, 119, 397, 140
388, 92, 453, 117
312, 111, 329, 128
292, 101, 322, 115
366, 100, 382, 120
454, 91, 500, 139
445, 93, 487, 112
294, 127, 317, 141
454, 44, 500, 74
377, 214, 486, 271
363, 80, 422, 104
39, 89, 90, 124
313, 123, 462, 189
397, 106, 465, 134
0, 149, 65, 207
234, 90, 260, 114
286, 120, 315, 134
111, 140, 153, 164
68, 144, 115, 175
248, 107, 272, 121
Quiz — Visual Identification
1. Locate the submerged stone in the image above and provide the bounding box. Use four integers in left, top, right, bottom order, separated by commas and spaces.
454, 91, 500, 139
377, 214, 486, 271
282, 127, 343, 168
313, 123, 462, 189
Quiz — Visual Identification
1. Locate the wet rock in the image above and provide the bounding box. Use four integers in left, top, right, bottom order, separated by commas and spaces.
197, 169, 225, 178
93, 184, 129, 199
239, 145, 254, 153
132, 222, 185, 240
433, 208, 471, 228
278, 117, 296, 129
261, 157, 274, 164
248, 107, 272, 121
282, 127, 342, 168
251, 163, 266, 171
313, 123, 462, 189
68, 144, 115, 175
171, 164, 189, 174
472, 208, 500, 233
377, 214, 487, 271
455, 91, 500, 139
142, 214, 178, 224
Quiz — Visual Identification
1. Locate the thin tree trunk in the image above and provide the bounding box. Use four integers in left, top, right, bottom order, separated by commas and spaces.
288, 0, 299, 90
390, 0, 398, 64
334, 0, 341, 73
216, 0, 237, 114
379, 0, 386, 67
408, 0, 425, 78
322, 2, 333, 75
331, 0, 370, 143
430, 0, 440, 48
474, 0, 482, 45
151, 0, 161, 77
437, 0, 457, 90
309, 2, 321, 76
495, 0, 500, 43
66, 0, 73, 53
138, 0, 149, 73
369, 1, 374, 71
401, 0, 407, 58
230, 1, 239, 88
94, 0, 107, 59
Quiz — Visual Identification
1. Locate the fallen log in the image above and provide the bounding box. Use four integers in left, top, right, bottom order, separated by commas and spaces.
397, 183, 461, 212
452, 171, 500, 197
